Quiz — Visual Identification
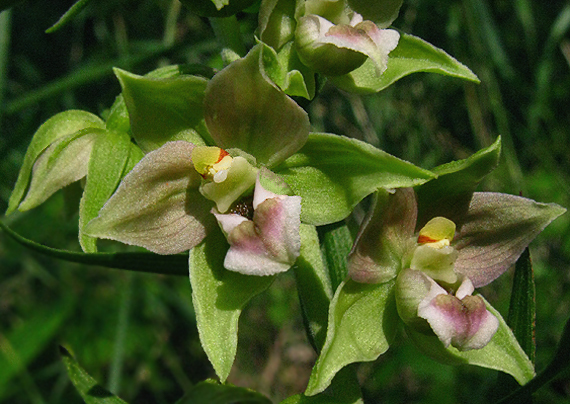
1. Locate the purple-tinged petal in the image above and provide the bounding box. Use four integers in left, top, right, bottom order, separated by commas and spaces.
204, 45, 309, 167
349, 188, 417, 283
85, 141, 214, 254
217, 190, 302, 276
454, 192, 566, 287
418, 280, 499, 351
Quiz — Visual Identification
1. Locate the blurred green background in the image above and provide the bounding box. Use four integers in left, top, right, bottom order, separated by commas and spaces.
0, 0, 569, 403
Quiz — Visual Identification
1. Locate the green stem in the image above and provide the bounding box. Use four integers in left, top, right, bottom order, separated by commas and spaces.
209, 15, 246, 64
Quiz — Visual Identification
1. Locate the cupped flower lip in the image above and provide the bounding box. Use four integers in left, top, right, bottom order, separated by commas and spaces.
416, 272, 499, 351
212, 175, 302, 276
295, 13, 400, 76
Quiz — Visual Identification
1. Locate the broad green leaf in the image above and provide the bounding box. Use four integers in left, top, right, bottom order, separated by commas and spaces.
60, 346, 128, 404
115, 68, 209, 153
294, 224, 333, 351
7, 110, 105, 214
305, 279, 398, 395
0, 299, 72, 400
204, 44, 310, 167
0, 219, 189, 275
79, 130, 133, 252
189, 229, 275, 382
415, 136, 502, 227
18, 128, 103, 211
406, 296, 535, 385
175, 379, 271, 404
331, 33, 479, 94
275, 133, 435, 225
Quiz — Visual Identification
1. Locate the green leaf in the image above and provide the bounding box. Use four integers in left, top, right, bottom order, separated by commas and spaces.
275, 133, 435, 225
406, 296, 535, 385
294, 224, 333, 351
204, 44, 310, 167
305, 279, 398, 395
0, 300, 72, 400
60, 346, 128, 404
189, 229, 275, 382
507, 248, 536, 363
0, 219, 189, 275
175, 379, 272, 404
416, 136, 502, 227
79, 130, 133, 252
317, 221, 353, 292
331, 33, 479, 94
497, 315, 570, 403
105, 95, 130, 134
45, 0, 93, 33
114, 68, 209, 153
7, 110, 105, 214
18, 128, 104, 212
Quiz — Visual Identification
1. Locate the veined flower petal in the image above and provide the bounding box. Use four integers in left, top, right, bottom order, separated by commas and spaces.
417, 276, 499, 351
85, 141, 214, 254
213, 179, 302, 276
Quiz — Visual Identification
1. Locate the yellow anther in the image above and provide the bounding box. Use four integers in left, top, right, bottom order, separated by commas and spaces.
192, 146, 233, 183
418, 216, 456, 248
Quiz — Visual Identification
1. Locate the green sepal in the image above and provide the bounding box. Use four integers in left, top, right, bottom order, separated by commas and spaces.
0, 220, 188, 276
79, 130, 134, 252
330, 33, 480, 94
18, 127, 103, 212
174, 379, 272, 404
189, 229, 275, 382
406, 295, 535, 385
305, 279, 399, 395
415, 136, 501, 227
114, 68, 209, 153
261, 41, 316, 99
274, 133, 435, 225
105, 95, 130, 134
60, 346, 129, 404
294, 224, 333, 351
258, 0, 297, 51
7, 110, 105, 214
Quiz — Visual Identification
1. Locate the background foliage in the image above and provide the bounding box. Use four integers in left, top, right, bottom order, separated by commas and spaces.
0, 0, 569, 402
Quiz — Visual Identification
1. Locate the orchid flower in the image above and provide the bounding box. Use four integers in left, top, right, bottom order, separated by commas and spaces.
305, 139, 566, 395
84, 46, 310, 277
295, 2, 400, 76
350, 184, 565, 351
